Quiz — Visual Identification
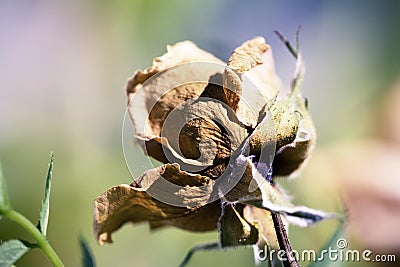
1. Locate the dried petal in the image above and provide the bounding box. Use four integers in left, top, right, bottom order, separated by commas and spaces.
148, 200, 221, 232
223, 156, 262, 202
224, 37, 315, 177
126, 41, 226, 164
93, 164, 218, 244
127, 41, 223, 93
94, 184, 183, 244
160, 99, 247, 169
224, 37, 281, 127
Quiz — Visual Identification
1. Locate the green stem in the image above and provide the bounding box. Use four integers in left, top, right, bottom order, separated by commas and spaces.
4, 209, 64, 267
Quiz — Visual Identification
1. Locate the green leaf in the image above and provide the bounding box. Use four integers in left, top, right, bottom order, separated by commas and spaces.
38, 154, 53, 236
0, 164, 11, 216
309, 222, 345, 267
0, 240, 31, 267
80, 236, 96, 267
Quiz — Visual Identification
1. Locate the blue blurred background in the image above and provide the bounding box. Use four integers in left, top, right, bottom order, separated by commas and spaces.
1, 1, 399, 266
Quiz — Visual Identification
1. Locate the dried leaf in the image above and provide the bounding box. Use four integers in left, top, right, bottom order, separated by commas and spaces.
271, 51, 316, 177
248, 98, 299, 158
240, 176, 332, 227
243, 206, 280, 250
218, 202, 258, 247
273, 98, 316, 177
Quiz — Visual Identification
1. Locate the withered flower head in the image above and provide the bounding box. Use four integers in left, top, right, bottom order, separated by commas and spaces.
94, 36, 333, 263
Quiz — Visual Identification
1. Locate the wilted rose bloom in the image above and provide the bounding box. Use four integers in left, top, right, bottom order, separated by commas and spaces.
93, 37, 331, 259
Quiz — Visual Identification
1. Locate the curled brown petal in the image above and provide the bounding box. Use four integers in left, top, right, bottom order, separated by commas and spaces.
227, 37, 269, 73
93, 164, 217, 245
125, 41, 234, 167
163, 99, 247, 166
223, 158, 262, 202
149, 200, 221, 232
127, 41, 223, 95
126, 41, 224, 138
224, 37, 281, 128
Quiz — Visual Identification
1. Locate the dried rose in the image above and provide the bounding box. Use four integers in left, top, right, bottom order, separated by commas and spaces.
93, 36, 333, 264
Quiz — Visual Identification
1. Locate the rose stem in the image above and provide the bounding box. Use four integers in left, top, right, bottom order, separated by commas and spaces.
271, 211, 300, 267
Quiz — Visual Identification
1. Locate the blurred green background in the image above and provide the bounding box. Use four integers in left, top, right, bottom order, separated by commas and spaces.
1, 0, 400, 266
